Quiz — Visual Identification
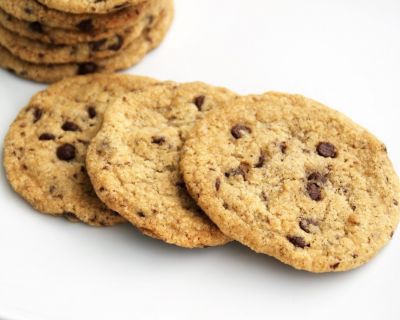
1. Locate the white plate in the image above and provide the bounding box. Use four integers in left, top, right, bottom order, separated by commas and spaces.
1, 1, 400, 319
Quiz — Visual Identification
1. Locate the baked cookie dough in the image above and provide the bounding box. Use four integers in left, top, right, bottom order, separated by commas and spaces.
86, 82, 235, 247
180, 92, 400, 272
3, 74, 157, 226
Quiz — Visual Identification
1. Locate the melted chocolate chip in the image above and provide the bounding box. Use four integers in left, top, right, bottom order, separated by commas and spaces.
231, 124, 252, 139
317, 142, 337, 158
87, 106, 97, 118
57, 144, 76, 161
280, 142, 287, 153
152, 136, 166, 145
287, 236, 308, 249
77, 62, 98, 75
299, 218, 318, 233
108, 35, 124, 51
76, 19, 94, 33
225, 163, 251, 181
28, 21, 43, 33
330, 262, 340, 270
33, 107, 42, 123
193, 95, 205, 110
254, 151, 266, 168
62, 121, 80, 131
39, 133, 55, 140
394, 199, 398, 206
215, 178, 221, 191
137, 212, 146, 218
307, 172, 327, 184
90, 39, 107, 51
307, 183, 322, 201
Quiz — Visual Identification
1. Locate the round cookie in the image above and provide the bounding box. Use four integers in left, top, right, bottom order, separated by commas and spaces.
0, 13, 154, 64
86, 82, 236, 248
36, 0, 142, 14
0, 1, 173, 83
0, 6, 157, 45
0, 0, 150, 31
3, 74, 158, 226
180, 92, 400, 272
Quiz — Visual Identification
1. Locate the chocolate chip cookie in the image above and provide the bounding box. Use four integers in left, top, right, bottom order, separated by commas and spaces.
180, 92, 400, 272
0, 6, 155, 45
86, 82, 236, 247
3, 74, 157, 226
0, 14, 151, 64
0, 0, 173, 83
0, 0, 149, 31
36, 0, 142, 14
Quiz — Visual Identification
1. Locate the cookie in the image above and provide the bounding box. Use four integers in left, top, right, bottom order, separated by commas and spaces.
0, 11, 155, 64
0, 1, 173, 83
86, 82, 235, 248
180, 92, 400, 272
0, 0, 150, 31
0, 5, 157, 45
3, 74, 158, 226
36, 0, 142, 14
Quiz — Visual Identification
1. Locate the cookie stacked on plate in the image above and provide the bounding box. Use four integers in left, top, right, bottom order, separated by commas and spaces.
3, 74, 400, 273
0, 0, 173, 83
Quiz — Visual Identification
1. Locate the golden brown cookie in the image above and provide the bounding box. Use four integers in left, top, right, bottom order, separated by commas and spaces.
180, 92, 400, 272
86, 82, 235, 247
3, 74, 157, 226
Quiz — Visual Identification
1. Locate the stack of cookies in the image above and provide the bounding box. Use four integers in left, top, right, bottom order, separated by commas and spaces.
4, 74, 400, 273
0, 0, 173, 83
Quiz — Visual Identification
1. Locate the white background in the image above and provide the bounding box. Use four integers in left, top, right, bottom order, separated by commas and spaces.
1, 0, 400, 319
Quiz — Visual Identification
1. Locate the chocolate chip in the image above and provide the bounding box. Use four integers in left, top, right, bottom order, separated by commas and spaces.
87, 106, 97, 118
394, 199, 398, 206
77, 63, 98, 75
287, 236, 308, 249
24, 7, 33, 14
76, 19, 94, 33
317, 142, 337, 158
152, 136, 166, 145
299, 218, 318, 233
280, 142, 287, 153
33, 107, 42, 123
307, 183, 322, 201
62, 121, 80, 132
225, 163, 250, 181
390, 231, 394, 238
90, 39, 107, 51
254, 151, 266, 168
56, 144, 76, 161
28, 21, 43, 33
62, 211, 78, 221
108, 35, 124, 51
137, 212, 146, 218
330, 262, 340, 270
39, 133, 55, 140
193, 95, 205, 110
231, 124, 251, 139
307, 172, 327, 184
215, 178, 221, 191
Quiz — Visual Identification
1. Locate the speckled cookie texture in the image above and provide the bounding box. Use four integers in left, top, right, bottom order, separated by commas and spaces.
0, 20, 149, 64
0, 0, 173, 83
37, 0, 143, 14
3, 74, 157, 226
0, 5, 157, 45
86, 82, 235, 247
180, 92, 400, 272
0, 0, 149, 31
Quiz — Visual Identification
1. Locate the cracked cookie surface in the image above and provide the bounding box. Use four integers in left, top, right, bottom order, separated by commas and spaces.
86, 82, 235, 247
3, 74, 157, 226
180, 92, 400, 272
